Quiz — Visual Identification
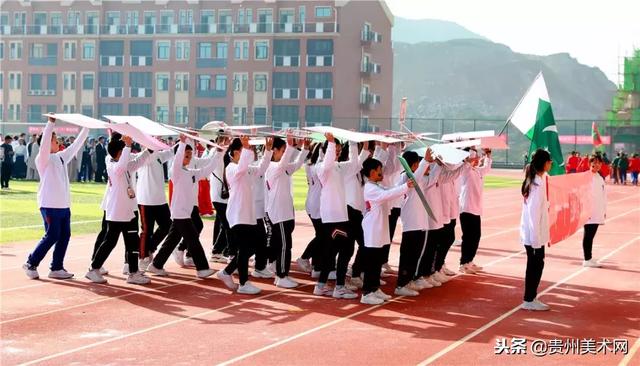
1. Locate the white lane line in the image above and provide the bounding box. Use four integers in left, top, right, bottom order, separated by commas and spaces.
619, 337, 640, 366
416, 235, 640, 366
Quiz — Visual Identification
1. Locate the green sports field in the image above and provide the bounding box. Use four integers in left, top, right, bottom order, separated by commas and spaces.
0, 173, 520, 244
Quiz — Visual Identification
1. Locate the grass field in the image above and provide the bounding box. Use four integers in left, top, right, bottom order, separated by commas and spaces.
0, 172, 520, 244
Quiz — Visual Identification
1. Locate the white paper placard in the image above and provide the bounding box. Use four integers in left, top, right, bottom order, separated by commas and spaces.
441, 130, 494, 141
304, 126, 402, 143
480, 136, 509, 150
430, 144, 470, 164
441, 139, 481, 149
43, 113, 107, 129
249, 138, 267, 146
108, 123, 171, 151
162, 124, 223, 149
104, 115, 177, 136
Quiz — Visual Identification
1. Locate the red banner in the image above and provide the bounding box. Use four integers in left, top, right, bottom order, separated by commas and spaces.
547, 172, 593, 245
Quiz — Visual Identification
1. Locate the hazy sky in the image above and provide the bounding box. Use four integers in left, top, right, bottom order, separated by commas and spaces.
385, 0, 640, 84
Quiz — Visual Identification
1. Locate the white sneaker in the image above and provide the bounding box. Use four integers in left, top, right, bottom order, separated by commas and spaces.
216, 270, 238, 290
459, 263, 477, 274
210, 253, 228, 263
379, 278, 387, 286
99, 267, 109, 276
374, 289, 392, 301
275, 276, 299, 288
583, 259, 601, 268
252, 268, 275, 279
361, 292, 384, 305
266, 262, 276, 274
48, 269, 74, 279
345, 282, 359, 291
350, 277, 364, 289
146, 263, 168, 277
138, 256, 152, 272
237, 281, 261, 295
442, 266, 457, 276
470, 262, 483, 271
332, 286, 358, 299
328, 270, 337, 280
122, 263, 130, 275
183, 257, 195, 267
382, 263, 393, 272
313, 284, 334, 297
85, 268, 107, 283
395, 286, 420, 297
521, 299, 550, 311
127, 272, 151, 285
311, 270, 321, 279
407, 281, 424, 291
380, 269, 392, 278
427, 276, 442, 287
433, 271, 450, 284
196, 268, 215, 279
296, 258, 312, 273
172, 249, 185, 267
22, 263, 39, 280
414, 277, 433, 289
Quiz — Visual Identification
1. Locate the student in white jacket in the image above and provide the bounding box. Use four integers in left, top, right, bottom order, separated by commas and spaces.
210, 137, 232, 263
313, 133, 360, 300
216, 136, 273, 295
360, 157, 413, 305
22, 117, 88, 280
147, 135, 222, 279
459, 148, 492, 274
582, 154, 606, 268
519, 149, 552, 311
265, 134, 309, 288
87, 135, 151, 285
297, 144, 323, 273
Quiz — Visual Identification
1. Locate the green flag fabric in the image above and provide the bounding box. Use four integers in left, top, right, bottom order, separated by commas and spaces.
527, 99, 565, 175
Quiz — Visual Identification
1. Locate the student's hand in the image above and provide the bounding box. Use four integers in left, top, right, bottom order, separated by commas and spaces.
265, 137, 273, 151
240, 135, 251, 149
425, 147, 434, 162
286, 132, 294, 146
179, 134, 187, 143
325, 133, 334, 143
123, 136, 133, 147
48, 116, 56, 124
381, 142, 389, 150
407, 179, 415, 189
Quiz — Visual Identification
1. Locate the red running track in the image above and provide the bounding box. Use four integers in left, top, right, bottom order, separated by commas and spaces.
1, 183, 639, 366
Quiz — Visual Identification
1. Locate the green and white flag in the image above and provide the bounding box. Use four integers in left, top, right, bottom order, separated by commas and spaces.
509, 72, 565, 175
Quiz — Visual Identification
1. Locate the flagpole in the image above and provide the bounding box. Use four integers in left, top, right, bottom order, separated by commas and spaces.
498, 71, 544, 136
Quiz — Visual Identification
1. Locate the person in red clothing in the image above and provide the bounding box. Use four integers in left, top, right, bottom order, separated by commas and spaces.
566, 151, 579, 173
630, 153, 640, 186
577, 154, 590, 172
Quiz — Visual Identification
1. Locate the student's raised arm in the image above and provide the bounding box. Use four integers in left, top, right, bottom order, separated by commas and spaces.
59, 127, 89, 163
195, 149, 223, 180
287, 138, 311, 174
36, 119, 55, 172
318, 133, 337, 180
157, 148, 174, 164
478, 150, 493, 177
358, 140, 371, 165
113, 138, 132, 177
128, 149, 151, 171
365, 180, 412, 205
172, 137, 187, 180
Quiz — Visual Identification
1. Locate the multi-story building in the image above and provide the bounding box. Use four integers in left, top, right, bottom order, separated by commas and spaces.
0, 0, 393, 132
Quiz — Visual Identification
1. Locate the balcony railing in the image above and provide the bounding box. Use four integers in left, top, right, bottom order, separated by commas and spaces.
0, 22, 338, 36
360, 62, 381, 76
360, 93, 380, 109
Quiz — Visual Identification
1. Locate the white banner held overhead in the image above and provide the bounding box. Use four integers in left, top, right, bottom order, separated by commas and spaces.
163, 124, 224, 149
441, 130, 495, 142
304, 126, 403, 144
108, 122, 171, 151
104, 115, 178, 136
43, 113, 108, 129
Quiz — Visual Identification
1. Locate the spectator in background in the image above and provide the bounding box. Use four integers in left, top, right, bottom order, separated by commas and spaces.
566, 151, 579, 173
611, 153, 621, 184
630, 153, 639, 186
95, 136, 107, 183
602, 152, 610, 165
618, 153, 629, 185
577, 153, 590, 173
13, 137, 29, 179
1, 135, 15, 189
27, 134, 40, 181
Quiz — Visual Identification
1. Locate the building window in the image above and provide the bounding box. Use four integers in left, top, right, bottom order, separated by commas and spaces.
233, 106, 247, 125
254, 74, 267, 92
255, 40, 269, 60
315, 7, 332, 17
157, 41, 170, 60
81, 105, 94, 117
63, 72, 76, 91
234, 40, 249, 60
129, 72, 153, 98
176, 40, 190, 60
233, 73, 248, 92
306, 72, 333, 99
272, 105, 299, 129
216, 42, 228, 59
8, 104, 21, 121
128, 103, 152, 118
62, 104, 76, 113
156, 73, 169, 91
99, 72, 124, 98
82, 41, 95, 60
215, 74, 227, 91
156, 105, 169, 123
175, 106, 188, 124
254, 107, 267, 124
198, 75, 211, 91
0, 42, 4, 60
305, 106, 332, 126
9, 41, 22, 60
63, 41, 77, 60
198, 42, 212, 58
175, 73, 189, 91
273, 72, 299, 99
274, 39, 300, 67
130, 40, 153, 66
9, 72, 22, 90
214, 107, 226, 121
100, 40, 125, 66
82, 73, 94, 90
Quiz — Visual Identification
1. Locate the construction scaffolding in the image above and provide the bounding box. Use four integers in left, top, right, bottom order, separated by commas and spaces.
608, 49, 640, 127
